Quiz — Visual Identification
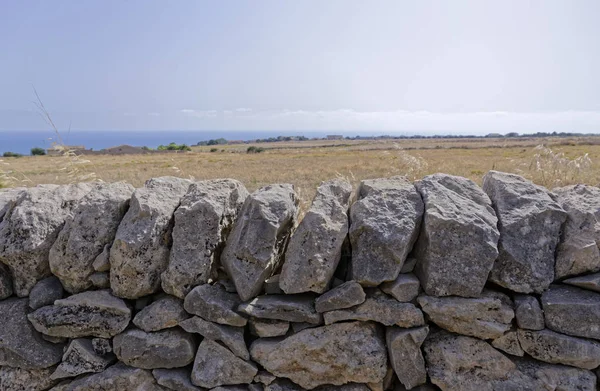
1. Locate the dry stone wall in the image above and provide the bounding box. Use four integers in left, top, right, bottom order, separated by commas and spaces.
0, 171, 599, 390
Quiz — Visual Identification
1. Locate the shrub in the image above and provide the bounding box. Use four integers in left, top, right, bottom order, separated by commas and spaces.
31, 147, 46, 156
246, 146, 265, 154
210, 148, 218, 152
3, 152, 23, 158
157, 142, 192, 151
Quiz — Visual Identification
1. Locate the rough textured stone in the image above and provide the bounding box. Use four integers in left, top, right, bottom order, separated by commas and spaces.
221, 184, 298, 301
89, 272, 110, 289
28, 290, 131, 338
29, 276, 64, 310
184, 283, 247, 326
238, 294, 322, 324
400, 257, 417, 273
349, 177, 424, 286
92, 244, 110, 272
324, 289, 424, 327
250, 321, 388, 389
49, 183, 134, 293
0, 188, 23, 223
0, 262, 12, 299
564, 272, 600, 292
0, 184, 94, 296
51, 338, 114, 379
386, 326, 428, 389
0, 298, 64, 369
315, 281, 366, 313
133, 296, 189, 332
113, 328, 196, 369
414, 174, 499, 297
380, 273, 420, 302
554, 184, 600, 279
264, 274, 282, 294
509, 357, 597, 391
482, 171, 567, 293
62, 362, 164, 390
513, 294, 544, 330
423, 330, 515, 391
417, 291, 514, 339
280, 179, 352, 294
517, 328, 600, 369
0, 366, 59, 391
180, 316, 249, 360
491, 331, 524, 356
91, 338, 112, 355
162, 179, 248, 298
153, 368, 202, 391
110, 177, 191, 299
191, 339, 258, 388
542, 284, 600, 339
254, 371, 277, 385
249, 318, 290, 337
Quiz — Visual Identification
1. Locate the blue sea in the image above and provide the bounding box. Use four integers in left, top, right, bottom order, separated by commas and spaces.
0, 130, 335, 155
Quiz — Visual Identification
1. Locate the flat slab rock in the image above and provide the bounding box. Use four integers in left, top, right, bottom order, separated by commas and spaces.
315, 281, 366, 313
542, 284, 600, 340
0, 366, 59, 391
250, 321, 388, 389
564, 272, 600, 292
414, 174, 499, 297
133, 295, 189, 332
279, 179, 352, 294
179, 315, 249, 360
191, 339, 258, 388
482, 171, 566, 293
153, 368, 202, 391
51, 338, 114, 380
221, 184, 298, 301
162, 179, 249, 298
184, 283, 247, 326
506, 357, 597, 391
417, 291, 514, 340
28, 289, 131, 338
249, 318, 290, 337
239, 294, 322, 324
349, 177, 424, 286
110, 176, 192, 299
59, 362, 165, 391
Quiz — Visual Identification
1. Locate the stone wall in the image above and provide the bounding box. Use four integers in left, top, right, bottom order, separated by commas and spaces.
0, 171, 599, 390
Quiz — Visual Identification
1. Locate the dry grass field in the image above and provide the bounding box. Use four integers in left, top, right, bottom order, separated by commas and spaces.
2, 136, 599, 211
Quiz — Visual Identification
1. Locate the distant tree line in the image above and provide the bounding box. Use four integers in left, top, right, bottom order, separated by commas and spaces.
156, 142, 192, 151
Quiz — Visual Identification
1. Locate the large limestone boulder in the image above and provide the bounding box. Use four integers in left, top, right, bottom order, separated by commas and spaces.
414, 174, 499, 297
61, 362, 165, 391
0, 366, 59, 391
0, 184, 94, 296
541, 284, 600, 339
423, 330, 515, 391
417, 291, 514, 339
183, 283, 247, 326
161, 179, 249, 298
349, 177, 424, 286
132, 295, 189, 332
50, 338, 114, 380
191, 339, 258, 388
28, 289, 131, 338
180, 316, 249, 360
250, 321, 388, 389
0, 298, 64, 369
279, 179, 352, 294
238, 294, 322, 324
554, 184, 600, 279
221, 184, 298, 301
482, 171, 566, 293
386, 326, 428, 389
49, 182, 134, 293
113, 328, 196, 369
110, 177, 191, 299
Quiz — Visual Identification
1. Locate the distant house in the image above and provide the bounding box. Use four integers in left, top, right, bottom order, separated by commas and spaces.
47, 145, 86, 156
326, 135, 343, 140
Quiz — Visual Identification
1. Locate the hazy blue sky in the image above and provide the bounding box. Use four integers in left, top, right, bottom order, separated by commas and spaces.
1, 0, 600, 134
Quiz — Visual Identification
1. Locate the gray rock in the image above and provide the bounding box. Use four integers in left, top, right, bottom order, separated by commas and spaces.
554, 184, 600, 279
211, 387, 250, 391
0, 366, 59, 391
153, 368, 202, 391
113, 328, 197, 369
380, 273, 420, 302
191, 339, 258, 388
51, 338, 114, 380
394, 386, 437, 391
263, 379, 303, 391
29, 276, 64, 310
482, 171, 567, 293
221, 184, 299, 301
0, 184, 94, 296
28, 289, 131, 338
564, 272, 600, 292
400, 257, 417, 273
254, 371, 276, 385
386, 326, 428, 389
249, 318, 290, 337
324, 289, 424, 327
180, 316, 249, 360
317, 385, 371, 391
91, 338, 112, 355
92, 244, 111, 272
0, 187, 23, 223
184, 283, 247, 326
315, 281, 366, 313
133, 296, 189, 332
349, 177, 424, 286
542, 284, 600, 339
517, 329, 600, 369
0, 298, 64, 369
279, 179, 352, 294
161, 179, 248, 298
49, 183, 134, 293
291, 322, 318, 333
110, 177, 191, 299
250, 321, 388, 389
513, 294, 544, 330
414, 174, 499, 297
238, 294, 322, 324
89, 272, 110, 289
264, 274, 282, 294
62, 362, 165, 391
491, 331, 524, 356
423, 330, 515, 391
509, 357, 597, 391
417, 291, 514, 339
0, 262, 13, 299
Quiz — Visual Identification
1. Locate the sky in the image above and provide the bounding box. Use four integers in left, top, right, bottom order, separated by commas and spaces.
1, 0, 600, 135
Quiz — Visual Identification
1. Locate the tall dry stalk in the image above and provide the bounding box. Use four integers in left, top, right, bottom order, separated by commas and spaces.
529, 144, 593, 187
390, 143, 428, 180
